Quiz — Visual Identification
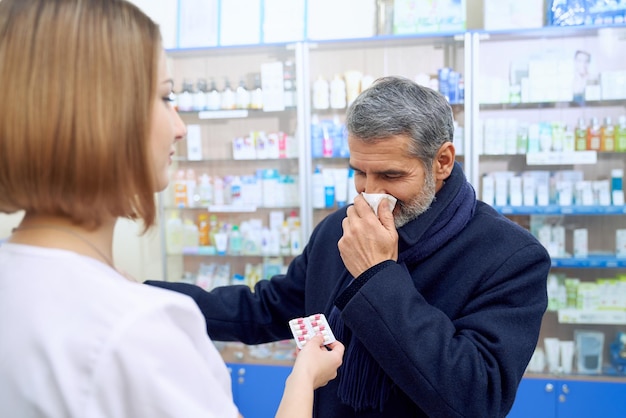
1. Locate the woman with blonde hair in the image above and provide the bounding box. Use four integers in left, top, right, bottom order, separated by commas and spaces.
0, 1, 343, 417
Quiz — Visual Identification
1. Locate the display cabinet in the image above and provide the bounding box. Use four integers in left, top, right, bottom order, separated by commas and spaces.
473, 26, 626, 387
162, 44, 309, 288
160, 22, 626, 416
226, 363, 292, 418
507, 376, 626, 418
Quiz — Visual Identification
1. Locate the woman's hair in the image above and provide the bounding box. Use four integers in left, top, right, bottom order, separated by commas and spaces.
0, 0, 162, 230
345, 75, 454, 170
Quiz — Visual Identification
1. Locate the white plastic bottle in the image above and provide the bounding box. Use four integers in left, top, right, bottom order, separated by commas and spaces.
185, 168, 197, 208
290, 219, 302, 256
206, 78, 221, 111
165, 212, 184, 255
279, 220, 291, 256
221, 78, 236, 110
193, 78, 208, 111
312, 166, 325, 209
177, 79, 194, 112
347, 167, 359, 203
228, 225, 243, 255
250, 74, 263, 110
213, 176, 225, 206
235, 77, 251, 110
196, 173, 213, 207
230, 175, 243, 206
312, 75, 330, 110
329, 74, 347, 109
182, 219, 199, 250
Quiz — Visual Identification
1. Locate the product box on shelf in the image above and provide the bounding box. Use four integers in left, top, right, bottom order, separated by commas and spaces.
548, 0, 626, 26
219, 0, 261, 45
466, 0, 545, 30
393, 0, 466, 34
176, 0, 218, 48
262, 0, 305, 43
306, 0, 376, 40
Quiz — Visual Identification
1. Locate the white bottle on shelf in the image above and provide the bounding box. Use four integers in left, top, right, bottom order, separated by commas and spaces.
213, 176, 225, 206
193, 78, 208, 111
347, 168, 358, 204
329, 74, 346, 109
228, 225, 243, 255
196, 173, 213, 207
236, 78, 251, 110
221, 78, 236, 110
206, 78, 221, 111
230, 175, 243, 206
165, 212, 184, 255
312, 166, 325, 209
185, 168, 197, 208
182, 219, 199, 249
312, 76, 330, 110
279, 220, 291, 256
177, 79, 194, 112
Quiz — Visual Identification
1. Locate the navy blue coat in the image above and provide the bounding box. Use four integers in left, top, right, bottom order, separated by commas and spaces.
148, 183, 549, 417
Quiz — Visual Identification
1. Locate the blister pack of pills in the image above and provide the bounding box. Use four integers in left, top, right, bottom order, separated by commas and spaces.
288, 313, 336, 349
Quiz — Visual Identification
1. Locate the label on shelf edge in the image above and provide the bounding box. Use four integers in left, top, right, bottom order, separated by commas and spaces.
526, 151, 597, 165
198, 109, 249, 119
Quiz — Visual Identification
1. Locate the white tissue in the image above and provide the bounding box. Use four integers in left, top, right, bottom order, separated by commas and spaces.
361, 192, 397, 216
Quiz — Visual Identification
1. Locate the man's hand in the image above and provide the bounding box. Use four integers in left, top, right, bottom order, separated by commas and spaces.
338, 194, 398, 278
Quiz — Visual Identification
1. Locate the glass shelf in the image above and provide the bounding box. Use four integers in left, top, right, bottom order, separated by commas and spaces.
475, 23, 626, 42
551, 255, 626, 268
178, 108, 296, 120
172, 157, 298, 163
479, 99, 626, 110
557, 308, 626, 325
494, 205, 626, 215
164, 205, 300, 212
178, 248, 293, 258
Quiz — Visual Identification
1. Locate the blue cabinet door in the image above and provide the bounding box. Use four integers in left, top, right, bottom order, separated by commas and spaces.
508, 377, 626, 418
507, 378, 557, 418
229, 363, 293, 418
557, 380, 626, 418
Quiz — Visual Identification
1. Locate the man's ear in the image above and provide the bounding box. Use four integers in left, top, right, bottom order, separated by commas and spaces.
434, 142, 455, 181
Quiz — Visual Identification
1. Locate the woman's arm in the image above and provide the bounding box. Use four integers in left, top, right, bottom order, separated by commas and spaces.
275, 335, 344, 418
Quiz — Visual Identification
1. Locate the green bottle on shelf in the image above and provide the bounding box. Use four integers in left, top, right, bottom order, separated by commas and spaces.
574, 117, 588, 151
616, 115, 626, 152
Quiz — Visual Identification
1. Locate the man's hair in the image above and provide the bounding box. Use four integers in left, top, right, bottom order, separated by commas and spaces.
0, 0, 162, 231
345, 75, 454, 170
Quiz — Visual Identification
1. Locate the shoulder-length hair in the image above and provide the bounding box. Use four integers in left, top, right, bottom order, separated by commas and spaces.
0, 0, 162, 231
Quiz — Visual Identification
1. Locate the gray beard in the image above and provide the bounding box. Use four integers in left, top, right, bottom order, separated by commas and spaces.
393, 171, 437, 228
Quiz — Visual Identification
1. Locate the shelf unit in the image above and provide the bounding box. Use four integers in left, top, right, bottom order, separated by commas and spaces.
162, 42, 306, 284
473, 26, 626, 396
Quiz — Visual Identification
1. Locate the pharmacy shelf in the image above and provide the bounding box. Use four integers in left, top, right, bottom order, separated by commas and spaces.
164, 205, 299, 212
308, 30, 466, 50
551, 255, 626, 268
180, 248, 290, 257
479, 99, 626, 110
557, 308, 626, 325
475, 23, 626, 42
177, 109, 296, 119
494, 205, 626, 215
172, 158, 298, 165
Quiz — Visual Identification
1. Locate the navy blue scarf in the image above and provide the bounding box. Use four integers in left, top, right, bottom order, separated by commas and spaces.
328, 163, 476, 411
